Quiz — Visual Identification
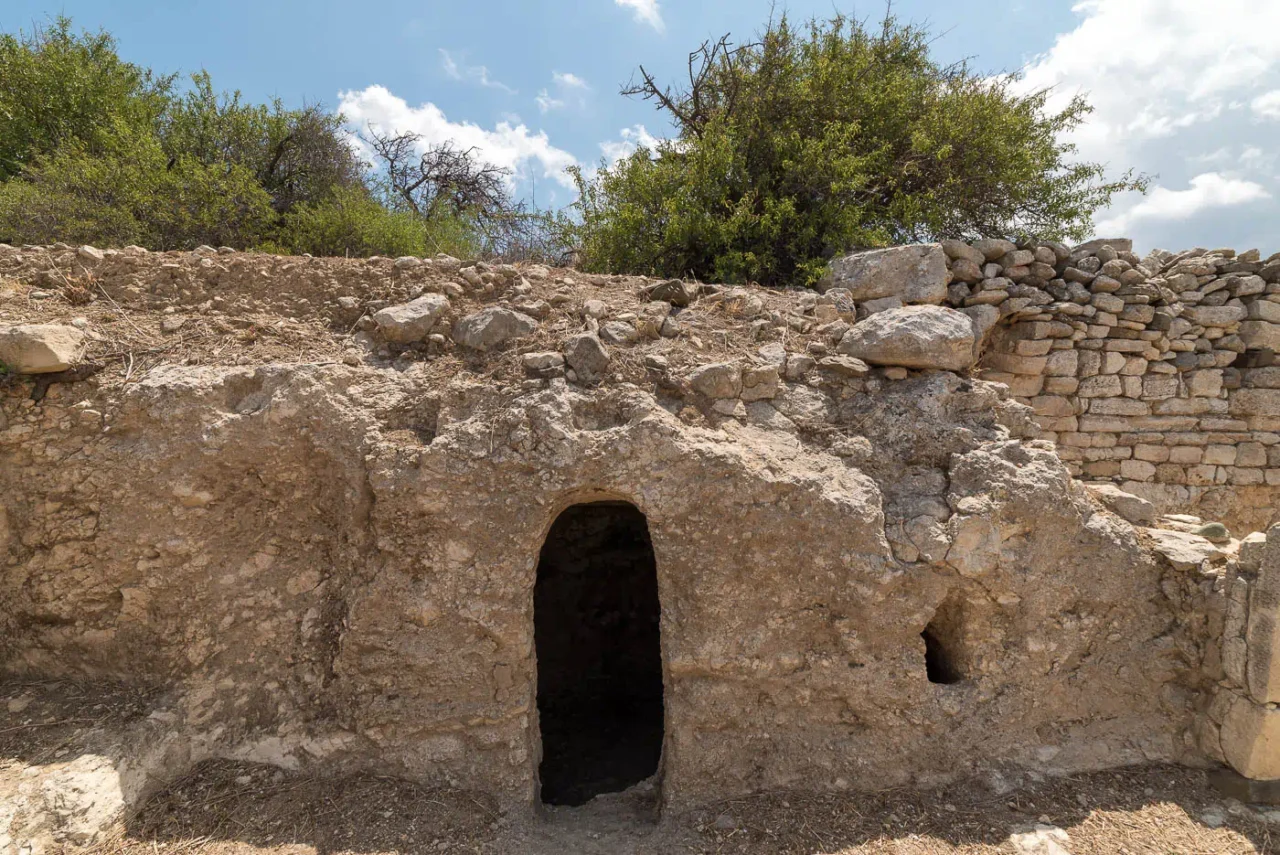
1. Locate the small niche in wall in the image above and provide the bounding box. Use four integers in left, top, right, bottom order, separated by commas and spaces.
921, 595, 971, 685
922, 624, 964, 684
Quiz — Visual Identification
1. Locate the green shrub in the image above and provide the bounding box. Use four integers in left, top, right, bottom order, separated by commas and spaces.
0, 17, 171, 181
0, 128, 276, 249
159, 71, 364, 214
571, 13, 1145, 286
276, 185, 427, 257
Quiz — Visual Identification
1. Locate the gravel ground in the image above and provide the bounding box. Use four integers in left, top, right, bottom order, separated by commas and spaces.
82, 760, 1277, 855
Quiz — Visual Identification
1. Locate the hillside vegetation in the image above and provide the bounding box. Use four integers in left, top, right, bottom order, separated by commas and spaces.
0, 18, 556, 259
0, 14, 1139, 286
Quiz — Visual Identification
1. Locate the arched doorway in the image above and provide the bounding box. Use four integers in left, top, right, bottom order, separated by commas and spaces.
534, 501, 664, 806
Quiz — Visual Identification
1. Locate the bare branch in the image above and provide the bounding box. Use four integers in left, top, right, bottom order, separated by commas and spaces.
621, 33, 758, 138
363, 129, 511, 221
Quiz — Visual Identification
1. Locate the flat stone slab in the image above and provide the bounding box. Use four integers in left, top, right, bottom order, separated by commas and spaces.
1087, 483, 1156, 525
1145, 529, 1229, 571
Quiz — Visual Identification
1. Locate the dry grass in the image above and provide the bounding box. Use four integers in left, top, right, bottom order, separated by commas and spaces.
94, 761, 500, 855
688, 765, 1276, 854
0, 678, 158, 762
63, 761, 1278, 855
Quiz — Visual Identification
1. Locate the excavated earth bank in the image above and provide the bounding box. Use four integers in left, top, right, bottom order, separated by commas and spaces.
1, 240, 1278, 853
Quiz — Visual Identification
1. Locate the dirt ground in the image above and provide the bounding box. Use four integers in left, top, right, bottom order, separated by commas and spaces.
69, 761, 1275, 855
0, 246, 822, 398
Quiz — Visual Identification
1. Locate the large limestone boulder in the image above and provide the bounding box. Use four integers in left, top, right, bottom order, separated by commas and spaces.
0, 324, 86, 374
452, 307, 538, 351
687, 362, 742, 399
822, 244, 947, 304
373, 294, 450, 343
836, 306, 976, 371
1184, 305, 1246, 327
1072, 237, 1133, 255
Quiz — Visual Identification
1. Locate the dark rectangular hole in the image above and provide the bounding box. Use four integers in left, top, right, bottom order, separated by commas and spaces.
923, 626, 964, 685
534, 502, 664, 806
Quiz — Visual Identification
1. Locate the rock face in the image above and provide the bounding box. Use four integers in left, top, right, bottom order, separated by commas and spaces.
823, 244, 948, 304
373, 294, 450, 343
0, 345, 1199, 828
452, 307, 538, 350
0, 239, 1277, 845
837, 306, 976, 371
1203, 527, 1280, 781
0, 324, 85, 373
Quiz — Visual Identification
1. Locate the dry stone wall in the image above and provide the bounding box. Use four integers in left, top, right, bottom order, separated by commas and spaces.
929, 239, 1280, 533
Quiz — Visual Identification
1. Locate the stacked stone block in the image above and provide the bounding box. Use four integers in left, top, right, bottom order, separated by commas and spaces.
939, 240, 1280, 503
1202, 527, 1280, 780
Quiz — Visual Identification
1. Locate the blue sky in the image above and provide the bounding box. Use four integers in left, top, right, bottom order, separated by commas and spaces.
4, 1, 1280, 253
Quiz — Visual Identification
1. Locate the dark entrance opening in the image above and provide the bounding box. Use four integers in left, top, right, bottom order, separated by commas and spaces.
922, 626, 964, 684
534, 502, 664, 806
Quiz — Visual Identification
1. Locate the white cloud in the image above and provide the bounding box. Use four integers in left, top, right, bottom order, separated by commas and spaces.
554, 72, 589, 90
615, 0, 664, 32
1016, 0, 1280, 169
1240, 146, 1279, 175
536, 90, 567, 113
339, 85, 578, 189
438, 49, 515, 95
1253, 89, 1280, 119
1189, 147, 1232, 167
1095, 172, 1271, 234
536, 71, 591, 113
599, 124, 662, 164
1012, 0, 1280, 249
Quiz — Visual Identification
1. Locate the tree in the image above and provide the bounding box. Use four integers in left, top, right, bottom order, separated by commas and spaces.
364, 128, 511, 221
571, 13, 1146, 286
160, 72, 364, 213
0, 126, 277, 249
362, 128, 573, 262
0, 16, 560, 259
0, 17, 172, 180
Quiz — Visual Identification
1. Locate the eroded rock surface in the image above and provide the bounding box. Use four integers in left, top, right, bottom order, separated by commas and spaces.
0, 240, 1268, 847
